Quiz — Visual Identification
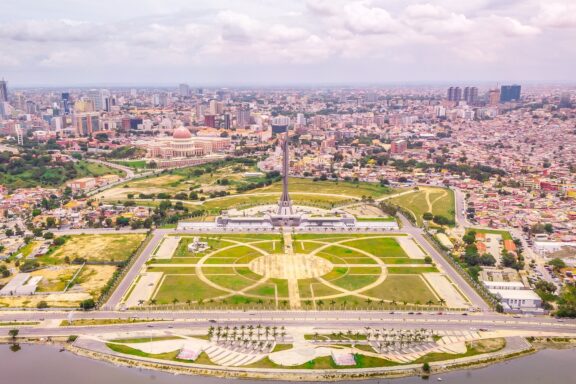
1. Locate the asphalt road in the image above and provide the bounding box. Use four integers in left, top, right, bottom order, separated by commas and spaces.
1, 310, 575, 338
398, 214, 489, 311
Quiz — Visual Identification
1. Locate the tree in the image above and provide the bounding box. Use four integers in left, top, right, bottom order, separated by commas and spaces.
53, 237, 66, 246
423, 212, 433, 221
424, 256, 432, 264
548, 258, 566, 272
462, 231, 476, 245
8, 329, 19, 340
479, 253, 497, 266
79, 299, 95, 310
544, 223, 554, 234
36, 301, 49, 309
422, 362, 431, 373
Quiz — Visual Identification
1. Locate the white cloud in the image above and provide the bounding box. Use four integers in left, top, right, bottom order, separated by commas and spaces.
341, 2, 400, 35
533, 2, 576, 28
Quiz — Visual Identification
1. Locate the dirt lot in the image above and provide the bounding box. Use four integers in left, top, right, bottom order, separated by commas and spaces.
51, 234, 146, 263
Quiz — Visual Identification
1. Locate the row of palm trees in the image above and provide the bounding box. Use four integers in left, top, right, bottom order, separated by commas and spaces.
137, 297, 448, 310
311, 327, 439, 353
207, 325, 287, 353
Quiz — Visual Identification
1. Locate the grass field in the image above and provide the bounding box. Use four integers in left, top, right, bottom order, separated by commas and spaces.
467, 228, 513, 240
388, 187, 455, 226
136, 233, 453, 309
253, 177, 395, 198
74, 160, 126, 178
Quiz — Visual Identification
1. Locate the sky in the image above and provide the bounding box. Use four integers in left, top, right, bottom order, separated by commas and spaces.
1, 0, 575, 86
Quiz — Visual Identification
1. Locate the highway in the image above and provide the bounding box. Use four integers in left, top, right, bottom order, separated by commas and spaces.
1, 310, 575, 338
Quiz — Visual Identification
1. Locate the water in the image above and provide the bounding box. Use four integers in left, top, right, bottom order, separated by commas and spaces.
1, 344, 575, 384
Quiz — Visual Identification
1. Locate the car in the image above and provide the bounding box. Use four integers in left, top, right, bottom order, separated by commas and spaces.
462, 313, 468, 316
437, 312, 444, 315
147, 325, 154, 328
479, 328, 489, 332
513, 315, 521, 318
208, 319, 216, 323
389, 311, 395, 314
407, 312, 414, 315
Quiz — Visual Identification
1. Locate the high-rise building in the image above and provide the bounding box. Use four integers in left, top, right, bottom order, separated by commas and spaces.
447, 86, 462, 102
209, 99, 223, 115
75, 112, 100, 136
500, 85, 521, 102
0, 79, 7, 102
61, 92, 71, 114
179, 83, 190, 97
463, 87, 478, 105
488, 89, 501, 106
87, 89, 103, 111
296, 113, 306, 126
222, 113, 232, 129
236, 108, 251, 128
271, 116, 290, 135
560, 92, 572, 108
204, 114, 216, 128
391, 139, 407, 154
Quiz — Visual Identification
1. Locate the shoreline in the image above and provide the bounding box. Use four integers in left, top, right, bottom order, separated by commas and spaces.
3, 337, 574, 381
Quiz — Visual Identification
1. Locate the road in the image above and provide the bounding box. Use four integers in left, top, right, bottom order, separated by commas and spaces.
1, 310, 575, 338
397, 214, 490, 311
103, 229, 169, 310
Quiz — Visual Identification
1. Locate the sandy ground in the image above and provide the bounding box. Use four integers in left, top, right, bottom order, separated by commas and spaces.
31, 266, 80, 292
79, 265, 118, 296
485, 234, 503, 263
52, 234, 146, 262
154, 237, 180, 260
124, 272, 163, 308
423, 273, 469, 308
397, 237, 427, 259
0, 292, 91, 308
343, 204, 386, 217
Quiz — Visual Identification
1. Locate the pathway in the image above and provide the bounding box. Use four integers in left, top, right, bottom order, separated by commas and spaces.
283, 232, 302, 310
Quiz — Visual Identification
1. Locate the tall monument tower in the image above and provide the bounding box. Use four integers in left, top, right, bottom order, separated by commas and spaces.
277, 132, 293, 216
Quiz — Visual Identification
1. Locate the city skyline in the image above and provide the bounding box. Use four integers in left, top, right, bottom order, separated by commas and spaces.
1, 0, 576, 86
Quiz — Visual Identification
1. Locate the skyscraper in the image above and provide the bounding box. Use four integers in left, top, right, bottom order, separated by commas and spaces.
447, 86, 462, 102
488, 89, 501, 106
500, 85, 521, 102
0, 79, 7, 102
463, 87, 478, 105
560, 93, 572, 108
61, 92, 71, 114
271, 116, 290, 135
179, 83, 190, 97
236, 108, 251, 128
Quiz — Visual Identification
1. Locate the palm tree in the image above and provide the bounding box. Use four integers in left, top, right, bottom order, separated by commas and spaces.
149, 299, 157, 306
172, 298, 179, 307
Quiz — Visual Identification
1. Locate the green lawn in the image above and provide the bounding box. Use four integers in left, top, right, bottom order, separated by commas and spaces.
387, 266, 439, 274
340, 237, 408, 258
389, 187, 455, 226
253, 177, 395, 198
154, 275, 227, 303
74, 160, 126, 177
363, 275, 438, 304
329, 275, 380, 291
467, 228, 513, 240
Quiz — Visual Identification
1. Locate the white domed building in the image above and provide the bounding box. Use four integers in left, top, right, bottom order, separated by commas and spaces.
138, 127, 231, 167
